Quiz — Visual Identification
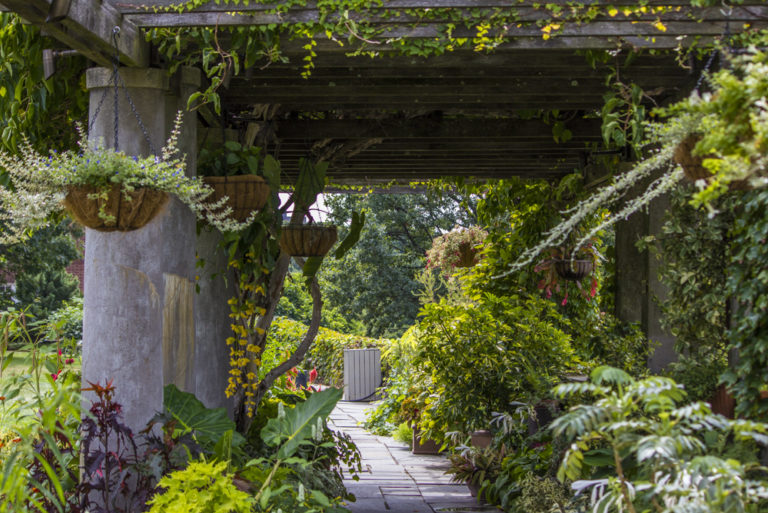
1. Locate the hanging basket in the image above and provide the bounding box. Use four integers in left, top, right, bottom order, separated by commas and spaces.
279, 225, 338, 257
674, 135, 753, 190
203, 175, 270, 222
554, 259, 593, 281
673, 135, 712, 182
455, 242, 479, 268
62, 184, 168, 232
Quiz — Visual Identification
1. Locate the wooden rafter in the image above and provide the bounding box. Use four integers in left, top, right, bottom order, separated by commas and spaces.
1, 0, 148, 67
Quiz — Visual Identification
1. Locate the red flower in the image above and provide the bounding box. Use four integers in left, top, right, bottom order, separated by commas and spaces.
51, 372, 59, 381
65, 358, 74, 364
561, 291, 568, 306
309, 368, 318, 383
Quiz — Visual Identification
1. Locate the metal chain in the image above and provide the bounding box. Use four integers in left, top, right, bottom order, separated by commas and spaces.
694, 49, 719, 92
112, 28, 120, 151
118, 73, 158, 156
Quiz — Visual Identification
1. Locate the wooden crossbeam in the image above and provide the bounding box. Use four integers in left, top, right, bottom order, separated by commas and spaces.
1, 0, 148, 67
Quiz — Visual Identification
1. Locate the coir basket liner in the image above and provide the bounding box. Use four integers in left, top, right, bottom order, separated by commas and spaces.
63, 184, 168, 232
203, 175, 270, 222
279, 225, 338, 257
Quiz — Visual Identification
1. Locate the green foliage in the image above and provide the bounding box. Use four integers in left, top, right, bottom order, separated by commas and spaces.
391, 422, 413, 444
724, 187, 768, 419
446, 446, 504, 488
44, 297, 84, 344
148, 459, 254, 513
0, 14, 87, 152
321, 192, 476, 338
198, 140, 264, 177
14, 267, 80, 325
416, 292, 579, 437
363, 326, 423, 435
266, 316, 391, 388
163, 384, 246, 459
276, 273, 365, 334
261, 387, 343, 460
0, 310, 82, 512
648, 187, 735, 399
552, 366, 768, 512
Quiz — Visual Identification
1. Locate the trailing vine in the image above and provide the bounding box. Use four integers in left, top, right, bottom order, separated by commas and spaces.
140, 0, 735, 112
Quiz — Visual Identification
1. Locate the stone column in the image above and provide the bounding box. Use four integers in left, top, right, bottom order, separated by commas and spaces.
614, 168, 676, 373
82, 67, 199, 431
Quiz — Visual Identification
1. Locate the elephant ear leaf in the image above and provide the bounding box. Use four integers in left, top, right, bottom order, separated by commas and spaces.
261, 387, 343, 459
163, 384, 245, 450
334, 211, 365, 259
302, 256, 325, 288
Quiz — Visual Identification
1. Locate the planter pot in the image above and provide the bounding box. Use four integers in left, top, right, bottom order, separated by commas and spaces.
412, 428, 441, 455
527, 400, 559, 436
63, 184, 168, 232
455, 242, 479, 268
470, 430, 492, 449
279, 225, 338, 257
709, 384, 735, 418
674, 135, 752, 190
554, 259, 593, 281
203, 175, 270, 222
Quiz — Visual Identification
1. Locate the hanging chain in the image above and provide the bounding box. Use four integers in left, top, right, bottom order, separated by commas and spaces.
118, 74, 158, 156
694, 9, 732, 93
112, 28, 120, 151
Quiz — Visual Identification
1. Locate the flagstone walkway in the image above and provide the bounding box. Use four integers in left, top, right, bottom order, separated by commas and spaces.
330, 401, 499, 513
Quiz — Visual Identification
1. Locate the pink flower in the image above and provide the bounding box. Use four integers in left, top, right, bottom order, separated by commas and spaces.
51, 372, 59, 381
65, 358, 74, 365
57, 349, 62, 356
561, 292, 568, 306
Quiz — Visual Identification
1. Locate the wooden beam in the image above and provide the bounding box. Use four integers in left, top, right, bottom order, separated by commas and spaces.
272, 118, 602, 140
1, 0, 148, 67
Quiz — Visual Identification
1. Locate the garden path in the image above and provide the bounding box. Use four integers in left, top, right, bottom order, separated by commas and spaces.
330, 401, 498, 513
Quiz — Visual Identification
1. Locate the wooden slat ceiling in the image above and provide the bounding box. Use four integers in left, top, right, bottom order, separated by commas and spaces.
6, 0, 765, 184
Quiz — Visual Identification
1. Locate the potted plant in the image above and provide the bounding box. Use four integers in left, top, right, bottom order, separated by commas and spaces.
446, 446, 504, 502
197, 141, 276, 223
279, 223, 338, 257
0, 113, 249, 241
534, 239, 600, 304
426, 226, 487, 273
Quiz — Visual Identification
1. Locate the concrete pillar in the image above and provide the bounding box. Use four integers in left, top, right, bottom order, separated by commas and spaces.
194, 230, 236, 414
82, 67, 199, 431
614, 168, 676, 373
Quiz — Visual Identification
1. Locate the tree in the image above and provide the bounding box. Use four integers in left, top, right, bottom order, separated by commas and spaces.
319, 191, 476, 338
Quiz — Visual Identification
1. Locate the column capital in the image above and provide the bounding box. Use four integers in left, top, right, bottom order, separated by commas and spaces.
87, 67, 170, 91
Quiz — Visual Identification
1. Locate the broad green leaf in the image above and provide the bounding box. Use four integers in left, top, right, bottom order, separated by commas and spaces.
334, 211, 365, 259
261, 387, 342, 459
163, 384, 245, 450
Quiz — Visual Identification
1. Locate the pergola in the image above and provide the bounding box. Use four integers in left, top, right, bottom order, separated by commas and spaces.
2, 0, 765, 429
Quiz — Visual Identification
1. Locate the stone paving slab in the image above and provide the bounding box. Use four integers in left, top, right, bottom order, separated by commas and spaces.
331, 401, 500, 513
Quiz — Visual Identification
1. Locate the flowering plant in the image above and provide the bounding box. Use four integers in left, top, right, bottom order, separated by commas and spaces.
426, 225, 487, 273
0, 113, 250, 242
534, 240, 600, 305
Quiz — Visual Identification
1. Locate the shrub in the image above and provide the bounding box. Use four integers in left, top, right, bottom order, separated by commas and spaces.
266, 316, 392, 387
415, 292, 580, 438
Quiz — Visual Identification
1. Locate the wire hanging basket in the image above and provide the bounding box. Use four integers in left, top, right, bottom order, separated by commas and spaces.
63, 184, 169, 232
61, 27, 172, 232
279, 224, 338, 257
203, 175, 270, 222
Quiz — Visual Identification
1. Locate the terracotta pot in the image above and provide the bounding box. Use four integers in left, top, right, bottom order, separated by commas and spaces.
279, 225, 338, 257
554, 259, 593, 281
412, 428, 441, 455
203, 175, 270, 222
470, 430, 492, 449
63, 184, 168, 232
